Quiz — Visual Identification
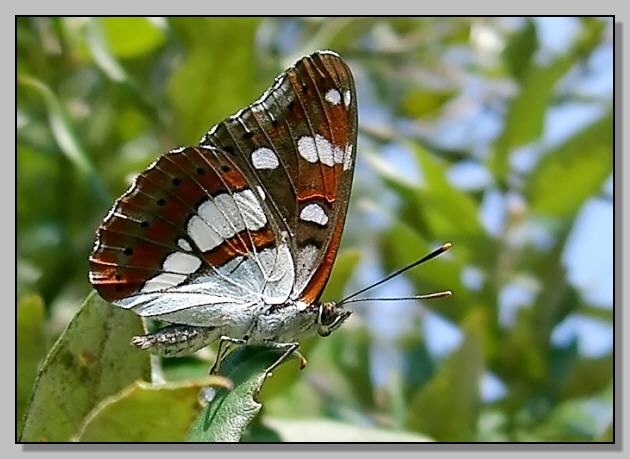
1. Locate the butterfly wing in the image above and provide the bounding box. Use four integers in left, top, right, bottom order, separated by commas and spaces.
89, 51, 357, 325
201, 50, 358, 304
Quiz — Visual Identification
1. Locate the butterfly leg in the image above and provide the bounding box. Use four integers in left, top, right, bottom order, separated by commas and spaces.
251, 342, 306, 400
131, 324, 220, 357
264, 342, 307, 374
209, 336, 247, 375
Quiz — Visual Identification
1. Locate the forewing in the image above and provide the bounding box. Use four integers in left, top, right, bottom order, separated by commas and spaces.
201, 51, 358, 303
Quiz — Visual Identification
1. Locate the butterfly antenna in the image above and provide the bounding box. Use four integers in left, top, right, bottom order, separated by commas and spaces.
338, 242, 452, 306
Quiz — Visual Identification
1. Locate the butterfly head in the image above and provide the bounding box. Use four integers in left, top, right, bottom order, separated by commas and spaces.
316, 301, 352, 337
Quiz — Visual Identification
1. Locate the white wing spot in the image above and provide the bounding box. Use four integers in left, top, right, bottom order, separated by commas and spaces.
251, 147, 279, 170
187, 215, 223, 251
298, 136, 318, 163
177, 238, 192, 251
343, 90, 351, 107
298, 135, 344, 167
300, 203, 328, 226
234, 189, 267, 230
186, 189, 267, 252
334, 142, 344, 164
141, 273, 188, 293
325, 88, 341, 105
163, 252, 202, 274
199, 195, 244, 239
343, 143, 353, 171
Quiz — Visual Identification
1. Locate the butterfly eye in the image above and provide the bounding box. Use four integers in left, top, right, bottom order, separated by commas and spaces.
317, 302, 352, 337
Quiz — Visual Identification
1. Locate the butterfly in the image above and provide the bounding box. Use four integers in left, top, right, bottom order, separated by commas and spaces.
89, 50, 359, 373
88, 50, 451, 375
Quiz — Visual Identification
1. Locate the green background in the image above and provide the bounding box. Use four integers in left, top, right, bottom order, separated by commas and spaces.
17, 17, 613, 442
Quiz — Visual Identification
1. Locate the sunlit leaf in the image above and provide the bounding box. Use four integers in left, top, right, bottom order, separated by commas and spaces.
502, 18, 538, 80
75, 377, 231, 442
491, 57, 571, 180
556, 354, 613, 400
381, 219, 465, 323
102, 17, 166, 58
410, 144, 489, 257
167, 18, 264, 143
406, 310, 485, 441
402, 88, 456, 119
527, 111, 613, 217
20, 293, 150, 442
527, 383, 613, 442
16, 295, 48, 439
186, 346, 300, 442
499, 306, 549, 387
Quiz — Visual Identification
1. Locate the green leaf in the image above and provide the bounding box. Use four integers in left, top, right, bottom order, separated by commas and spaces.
499, 306, 549, 387
381, 219, 464, 323
402, 87, 456, 118
17, 295, 48, 439
263, 417, 433, 442
75, 377, 231, 442
321, 325, 375, 409
83, 18, 161, 118
406, 310, 485, 441
410, 144, 488, 256
102, 17, 166, 58
161, 356, 213, 382
186, 346, 299, 442
20, 292, 151, 442
491, 56, 572, 179
526, 384, 613, 442
400, 330, 436, 404
17, 74, 110, 204
167, 18, 263, 143
556, 354, 613, 400
502, 19, 538, 80
527, 110, 613, 217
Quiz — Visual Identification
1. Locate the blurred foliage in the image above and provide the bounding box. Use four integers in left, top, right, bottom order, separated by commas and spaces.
17, 17, 613, 442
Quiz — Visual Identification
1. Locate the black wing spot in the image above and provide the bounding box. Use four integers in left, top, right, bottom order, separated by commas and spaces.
124, 247, 134, 256
197, 167, 205, 175
224, 145, 235, 154
140, 221, 149, 228
172, 177, 182, 186
157, 198, 166, 206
